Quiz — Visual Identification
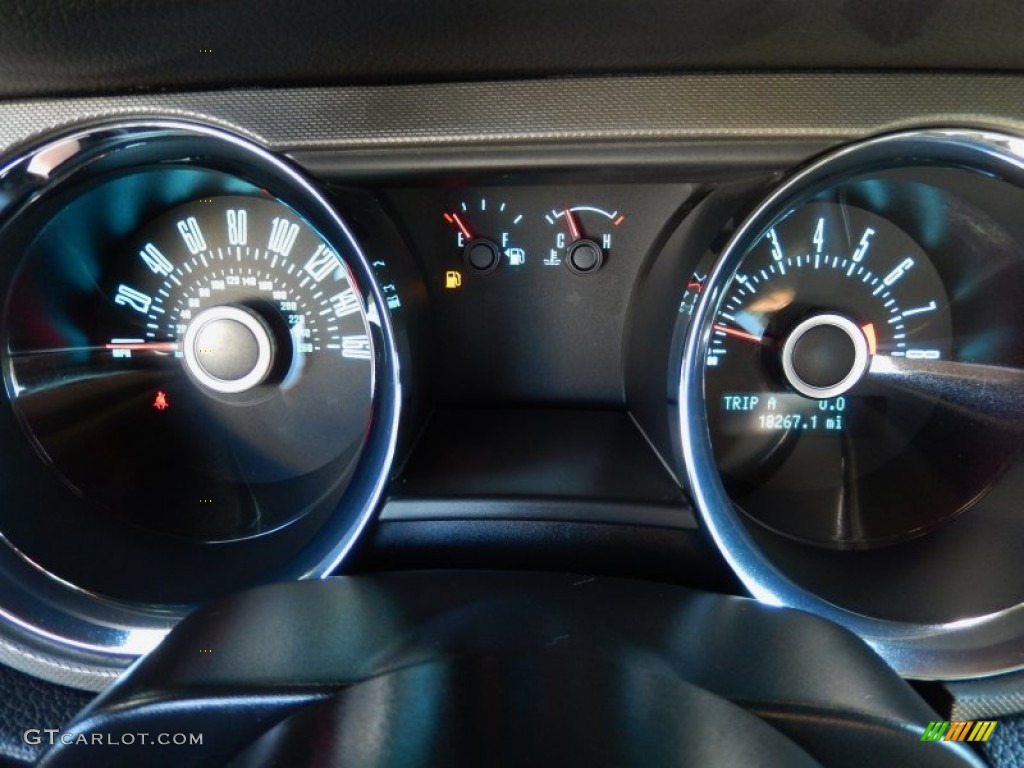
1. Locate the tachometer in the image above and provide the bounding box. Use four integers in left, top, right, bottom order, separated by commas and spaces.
705, 201, 963, 546
680, 129, 1024, 680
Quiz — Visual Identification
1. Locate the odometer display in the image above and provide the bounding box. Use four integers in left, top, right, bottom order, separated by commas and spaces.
718, 392, 886, 438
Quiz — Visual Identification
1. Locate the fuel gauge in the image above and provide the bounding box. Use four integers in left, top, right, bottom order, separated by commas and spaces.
443, 197, 526, 274
545, 206, 625, 274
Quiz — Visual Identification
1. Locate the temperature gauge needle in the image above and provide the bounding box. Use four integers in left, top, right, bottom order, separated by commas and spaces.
564, 209, 581, 241
713, 324, 766, 344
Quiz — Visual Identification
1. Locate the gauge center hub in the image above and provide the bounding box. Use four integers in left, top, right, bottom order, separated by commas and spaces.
182, 305, 274, 394
781, 313, 869, 399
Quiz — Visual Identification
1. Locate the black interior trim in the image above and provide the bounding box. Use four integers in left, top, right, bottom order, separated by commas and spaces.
3, 1, 1024, 98
36, 573, 983, 767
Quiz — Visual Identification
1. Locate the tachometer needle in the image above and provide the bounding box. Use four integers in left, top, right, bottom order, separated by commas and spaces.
861, 323, 877, 356
713, 324, 764, 344
105, 341, 179, 352
564, 209, 581, 241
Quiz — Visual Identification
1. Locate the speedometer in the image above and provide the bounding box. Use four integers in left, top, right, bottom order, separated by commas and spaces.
7, 195, 375, 542
0, 122, 402, 689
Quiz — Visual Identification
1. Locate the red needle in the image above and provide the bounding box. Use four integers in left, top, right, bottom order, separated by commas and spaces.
564, 209, 581, 241
105, 342, 179, 352
713, 324, 765, 344
449, 213, 472, 240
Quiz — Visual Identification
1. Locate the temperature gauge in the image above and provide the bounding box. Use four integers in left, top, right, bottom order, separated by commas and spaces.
545, 206, 625, 274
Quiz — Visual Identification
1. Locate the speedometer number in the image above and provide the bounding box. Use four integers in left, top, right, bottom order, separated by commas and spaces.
330, 288, 361, 318
268, 217, 300, 256
177, 217, 207, 254
139, 243, 174, 276
304, 244, 340, 282
226, 209, 248, 245
341, 334, 372, 360
114, 284, 152, 314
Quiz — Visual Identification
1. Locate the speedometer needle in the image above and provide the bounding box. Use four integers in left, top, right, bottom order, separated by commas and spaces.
105, 341, 179, 352
713, 324, 765, 344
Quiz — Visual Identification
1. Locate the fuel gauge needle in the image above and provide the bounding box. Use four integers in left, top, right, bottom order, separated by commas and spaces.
444, 212, 472, 240
713, 324, 766, 344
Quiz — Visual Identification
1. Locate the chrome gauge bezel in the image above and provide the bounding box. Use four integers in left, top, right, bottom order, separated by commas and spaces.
681, 128, 1024, 681
0, 120, 402, 689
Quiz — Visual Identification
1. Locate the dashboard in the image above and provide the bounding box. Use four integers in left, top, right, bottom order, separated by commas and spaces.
1, 4, 1024, 765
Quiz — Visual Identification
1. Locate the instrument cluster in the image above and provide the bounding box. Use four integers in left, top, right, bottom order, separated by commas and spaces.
1, 120, 1023, 688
